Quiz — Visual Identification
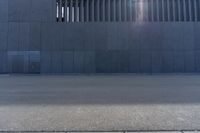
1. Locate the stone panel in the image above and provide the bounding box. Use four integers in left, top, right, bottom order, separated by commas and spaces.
182, 23, 194, 50
30, 0, 54, 22
163, 23, 183, 51
195, 51, 200, 72
84, 51, 96, 73
90, 23, 107, 50
129, 51, 140, 73
95, 50, 112, 73
29, 23, 41, 50
140, 23, 163, 51
73, 51, 85, 73
64, 24, 87, 50
185, 51, 195, 73
140, 51, 152, 73
51, 52, 62, 73
0, 52, 7, 73
18, 23, 30, 51
40, 51, 51, 73
62, 51, 74, 73
28, 51, 40, 73
8, 0, 31, 22
7, 22, 19, 50
0, 0, 8, 22
174, 51, 185, 73
152, 51, 162, 73
0, 23, 8, 51
41, 23, 53, 51
194, 23, 200, 50
162, 51, 174, 73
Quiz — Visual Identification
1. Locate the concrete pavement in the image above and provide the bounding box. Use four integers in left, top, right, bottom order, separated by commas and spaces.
0, 75, 200, 131
0, 131, 200, 133
0, 131, 199, 133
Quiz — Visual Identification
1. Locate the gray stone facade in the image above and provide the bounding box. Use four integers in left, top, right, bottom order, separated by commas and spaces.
0, 0, 200, 73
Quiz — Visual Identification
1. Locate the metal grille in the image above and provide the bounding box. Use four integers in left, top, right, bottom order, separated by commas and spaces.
56, 0, 200, 22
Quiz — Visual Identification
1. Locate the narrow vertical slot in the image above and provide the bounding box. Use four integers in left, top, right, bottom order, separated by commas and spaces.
185, 0, 190, 21
180, 0, 184, 21
153, 0, 157, 21
56, 0, 60, 22
67, 4, 70, 22
126, 0, 131, 21
164, 0, 169, 21
148, 0, 152, 21
158, 0, 163, 21
174, 0, 179, 21
62, 0, 65, 22
77, 0, 80, 22
143, 0, 149, 21
191, 0, 195, 21
72, 4, 75, 22
197, 0, 200, 21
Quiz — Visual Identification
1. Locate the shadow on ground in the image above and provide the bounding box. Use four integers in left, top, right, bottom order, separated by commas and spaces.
0, 75, 200, 105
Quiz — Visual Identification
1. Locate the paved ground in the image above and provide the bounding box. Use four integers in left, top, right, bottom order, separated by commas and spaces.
0, 75, 200, 131
0, 132, 199, 133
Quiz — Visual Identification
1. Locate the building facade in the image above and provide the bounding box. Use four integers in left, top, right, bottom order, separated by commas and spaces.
0, 0, 200, 73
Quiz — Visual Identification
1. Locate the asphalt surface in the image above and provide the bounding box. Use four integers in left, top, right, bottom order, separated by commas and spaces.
0, 75, 200, 131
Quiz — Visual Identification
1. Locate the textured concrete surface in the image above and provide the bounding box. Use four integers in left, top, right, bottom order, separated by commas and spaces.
0, 75, 200, 131
0, 132, 199, 133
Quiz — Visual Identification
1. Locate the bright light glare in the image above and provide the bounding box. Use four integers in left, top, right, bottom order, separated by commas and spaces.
138, 0, 144, 21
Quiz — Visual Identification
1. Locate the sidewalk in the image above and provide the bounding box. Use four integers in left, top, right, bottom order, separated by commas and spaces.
0, 75, 200, 131
0, 131, 199, 133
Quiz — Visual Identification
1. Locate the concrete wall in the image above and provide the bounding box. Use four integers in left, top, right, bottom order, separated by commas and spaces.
0, 0, 200, 73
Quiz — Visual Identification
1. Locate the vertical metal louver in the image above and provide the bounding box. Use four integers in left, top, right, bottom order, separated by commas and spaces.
56, 0, 200, 22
